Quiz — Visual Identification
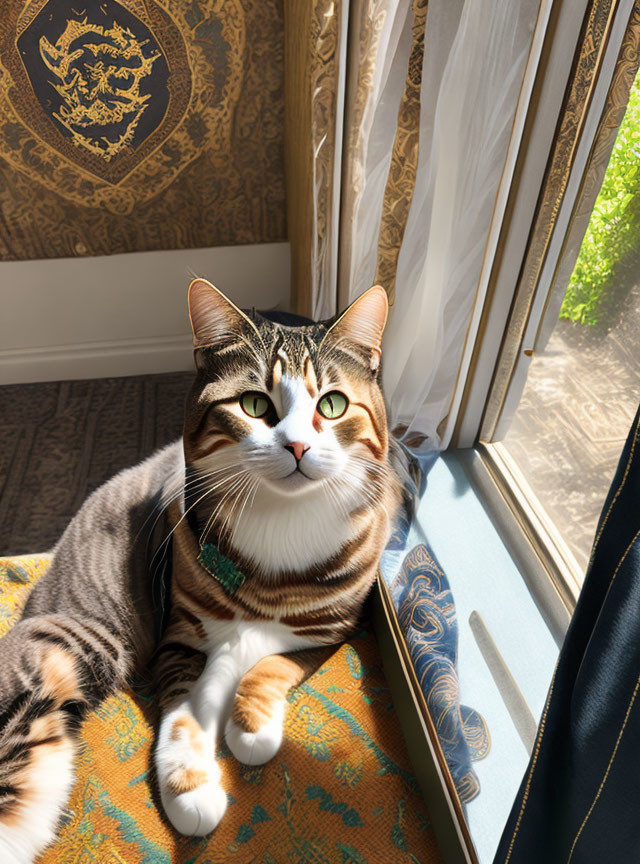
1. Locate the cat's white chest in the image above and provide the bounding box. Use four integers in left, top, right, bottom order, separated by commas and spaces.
201, 617, 318, 659
230, 485, 351, 573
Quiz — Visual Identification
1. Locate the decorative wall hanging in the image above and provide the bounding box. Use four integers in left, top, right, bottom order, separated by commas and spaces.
0, 0, 286, 260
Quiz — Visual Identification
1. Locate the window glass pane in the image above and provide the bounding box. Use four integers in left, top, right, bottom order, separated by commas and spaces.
501, 67, 640, 577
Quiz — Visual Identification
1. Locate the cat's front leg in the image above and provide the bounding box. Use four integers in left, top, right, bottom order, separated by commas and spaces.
155, 623, 321, 837
225, 647, 332, 766
156, 701, 227, 836
154, 642, 229, 837
155, 636, 274, 836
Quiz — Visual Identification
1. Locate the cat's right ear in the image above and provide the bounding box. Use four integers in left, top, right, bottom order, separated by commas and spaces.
188, 278, 259, 360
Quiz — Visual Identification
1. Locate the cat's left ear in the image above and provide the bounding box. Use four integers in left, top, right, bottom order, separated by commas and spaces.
322, 285, 388, 372
188, 278, 260, 350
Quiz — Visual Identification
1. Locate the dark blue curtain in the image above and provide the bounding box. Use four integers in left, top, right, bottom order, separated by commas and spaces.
494, 403, 640, 864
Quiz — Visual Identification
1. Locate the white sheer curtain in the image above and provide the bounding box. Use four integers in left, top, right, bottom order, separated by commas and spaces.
341, 0, 541, 448
338, 1, 413, 305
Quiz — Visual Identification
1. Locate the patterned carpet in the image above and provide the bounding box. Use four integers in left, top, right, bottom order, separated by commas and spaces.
0, 372, 192, 555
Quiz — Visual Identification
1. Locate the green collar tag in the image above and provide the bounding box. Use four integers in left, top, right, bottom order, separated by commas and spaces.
197, 543, 246, 597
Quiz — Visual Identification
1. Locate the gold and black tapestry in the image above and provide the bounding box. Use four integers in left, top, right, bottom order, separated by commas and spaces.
0, 0, 286, 260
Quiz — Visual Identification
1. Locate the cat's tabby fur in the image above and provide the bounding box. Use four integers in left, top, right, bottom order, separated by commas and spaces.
0, 280, 401, 862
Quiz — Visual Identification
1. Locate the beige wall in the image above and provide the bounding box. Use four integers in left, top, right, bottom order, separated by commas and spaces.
0, 243, 290, 384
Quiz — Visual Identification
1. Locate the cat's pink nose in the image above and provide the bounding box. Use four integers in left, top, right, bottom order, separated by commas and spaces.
285, 441, 310, 462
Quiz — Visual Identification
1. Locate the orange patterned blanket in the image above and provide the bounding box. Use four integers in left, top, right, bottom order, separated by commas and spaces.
0, 556, 442, 864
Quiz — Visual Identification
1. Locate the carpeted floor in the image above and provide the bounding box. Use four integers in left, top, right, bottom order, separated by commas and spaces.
0, 372, 193, 556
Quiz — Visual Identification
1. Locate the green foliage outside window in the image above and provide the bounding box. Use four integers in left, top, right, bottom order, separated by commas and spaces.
561, 66, 640, 326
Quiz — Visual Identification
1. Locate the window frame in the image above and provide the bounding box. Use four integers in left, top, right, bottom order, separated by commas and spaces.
450, 0, 638, 612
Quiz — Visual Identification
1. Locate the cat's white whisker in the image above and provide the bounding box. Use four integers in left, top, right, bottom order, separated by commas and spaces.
199, 471, 251, 546
321, 479, 349, 522
196, 472, 250, 544
151, 469, 248, 573
216, 475, 254, 546
135, 462, 244, 551
229, 476, 260, 542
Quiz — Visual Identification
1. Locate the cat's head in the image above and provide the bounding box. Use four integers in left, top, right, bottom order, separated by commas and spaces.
183, 279, 393, 558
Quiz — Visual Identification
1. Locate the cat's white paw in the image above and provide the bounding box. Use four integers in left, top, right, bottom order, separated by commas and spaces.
156, 708, 228, 836
161, 776, 227, 837
225, 703, 285, 766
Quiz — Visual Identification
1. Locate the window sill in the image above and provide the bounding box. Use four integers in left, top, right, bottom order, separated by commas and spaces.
378, 449, 562, 863
464, 443, 580, 629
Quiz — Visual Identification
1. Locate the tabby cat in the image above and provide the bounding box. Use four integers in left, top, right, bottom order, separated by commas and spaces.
0, 279, 401, 862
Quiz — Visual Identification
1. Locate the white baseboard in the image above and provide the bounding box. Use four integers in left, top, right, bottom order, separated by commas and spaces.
0, 243, 290, 385
0, 334, 194, 384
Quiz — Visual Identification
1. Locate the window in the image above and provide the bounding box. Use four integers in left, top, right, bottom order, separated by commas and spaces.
501, 65, 640, 578
449, 4, 640, 615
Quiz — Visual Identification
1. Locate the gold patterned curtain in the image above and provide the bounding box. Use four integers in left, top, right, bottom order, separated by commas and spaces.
337, 0, 414, 313
374, 0, 428, 307
284, 0, 344, 320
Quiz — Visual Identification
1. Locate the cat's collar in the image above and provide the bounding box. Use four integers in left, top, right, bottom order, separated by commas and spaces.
197, 542, 247, 597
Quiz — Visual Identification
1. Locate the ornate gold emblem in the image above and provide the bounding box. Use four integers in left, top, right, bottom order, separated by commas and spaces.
39, 17, 161, 161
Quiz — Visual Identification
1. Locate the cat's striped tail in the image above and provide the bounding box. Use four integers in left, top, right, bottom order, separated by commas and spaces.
0, 615, 124, 864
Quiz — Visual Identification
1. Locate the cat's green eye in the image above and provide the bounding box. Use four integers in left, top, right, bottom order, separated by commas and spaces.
240, 392, 271, 419
317, 391, 348, 419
